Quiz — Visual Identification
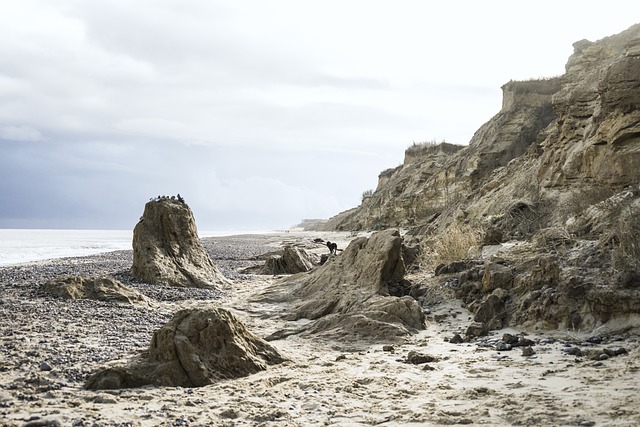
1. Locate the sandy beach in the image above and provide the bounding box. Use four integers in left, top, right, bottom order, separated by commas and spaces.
1, 232, 639, 426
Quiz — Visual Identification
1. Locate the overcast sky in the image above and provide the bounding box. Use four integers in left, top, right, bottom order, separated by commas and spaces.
1, 1, 638, 231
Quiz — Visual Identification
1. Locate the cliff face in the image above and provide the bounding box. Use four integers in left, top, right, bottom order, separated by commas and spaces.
323, 24, 640, 238
317, 24, 640, 334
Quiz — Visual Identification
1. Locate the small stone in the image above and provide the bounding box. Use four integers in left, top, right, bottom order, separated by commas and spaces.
495, 342, 512, 352
335, 354, 347, 361
382, 345, 395, 352
563, 347, 582, 356
502, 333, 519, 345
219, 409, 239, 419
516, 337, 535, 347
39, 362, 52, 371
603, 347, 628, 357
449, 334, 464, 344
521, 346, 535, 357
406, 351, 438, 364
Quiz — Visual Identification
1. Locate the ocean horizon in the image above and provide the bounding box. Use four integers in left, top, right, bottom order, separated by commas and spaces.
0, 228, 279, 266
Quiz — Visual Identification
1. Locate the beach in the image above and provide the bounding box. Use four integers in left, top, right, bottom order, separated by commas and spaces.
1, 232, 639, 426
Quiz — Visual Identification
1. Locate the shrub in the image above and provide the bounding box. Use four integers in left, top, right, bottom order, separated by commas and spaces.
427, 223, 483, 267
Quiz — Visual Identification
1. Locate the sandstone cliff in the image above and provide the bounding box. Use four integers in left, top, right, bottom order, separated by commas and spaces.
322, 24, 640, 237
316, 24, 640, 334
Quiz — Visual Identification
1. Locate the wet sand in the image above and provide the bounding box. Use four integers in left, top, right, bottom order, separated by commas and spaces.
1, 232, 639, 426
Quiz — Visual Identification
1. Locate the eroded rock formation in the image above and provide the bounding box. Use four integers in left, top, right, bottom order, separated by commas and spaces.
261, 245, 318, 275
259, 230, 425, 341
131, 199, 231, 289
42, 276, 148, 305
85, 307, 286, 389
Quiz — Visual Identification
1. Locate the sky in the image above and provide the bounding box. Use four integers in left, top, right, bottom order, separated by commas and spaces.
1, 1, 638, 231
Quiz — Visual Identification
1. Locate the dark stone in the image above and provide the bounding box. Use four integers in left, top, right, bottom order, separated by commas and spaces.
502, 333, 519, 345
450, 334, 464, 344
563, 347, 583, 356
521, 346, 535, 356
603, 347, 628, 357
406, 351, 438, 365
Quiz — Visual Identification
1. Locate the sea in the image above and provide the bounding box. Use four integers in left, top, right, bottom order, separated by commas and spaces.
0, 229, 265, 267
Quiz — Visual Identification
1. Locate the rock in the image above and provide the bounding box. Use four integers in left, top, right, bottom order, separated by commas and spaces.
449, 333, 464, 344
465, 322, 488, 338
435, 260, 482, 276
473, 294, 506, 330
563, 347, 583, 357
261, 245, 318, 274
131, 199, 231, 288
406, 351, 438, 364
85, 307, 286, 389
603, 347, 628, 357
258, 230, 425, 340
382, 345, 395, 352
501, 333, 519, 345
39, 362, 52, 371
42, 276, 148, 305
521, 346, 535, 356
516, 337, 535, 347
482, 263, 514, 292
495, 342, 512, 351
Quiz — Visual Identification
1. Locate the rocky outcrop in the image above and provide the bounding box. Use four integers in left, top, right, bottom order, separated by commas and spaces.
131, 199, 231, 289
85, 307, 286, 389
317, 24, 640, 335
42, 276, 148, 305
258, 230, 425, 341
449, 237, 640, 336
261, 245, 318, 275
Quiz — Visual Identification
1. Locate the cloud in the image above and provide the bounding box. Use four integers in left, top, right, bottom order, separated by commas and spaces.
0, 125, 43, 142
0, 0, 638, 230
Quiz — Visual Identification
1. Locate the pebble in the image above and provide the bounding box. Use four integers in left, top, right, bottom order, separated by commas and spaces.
522, 347, 535, 357
495, 342, 512, 352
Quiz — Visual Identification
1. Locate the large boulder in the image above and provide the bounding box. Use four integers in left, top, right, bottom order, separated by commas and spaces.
85, 307, 286, 389
42, 276, 148, 305
259, 229, 425, 341
131, 198, 231, 288
261, 245, 318, 275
